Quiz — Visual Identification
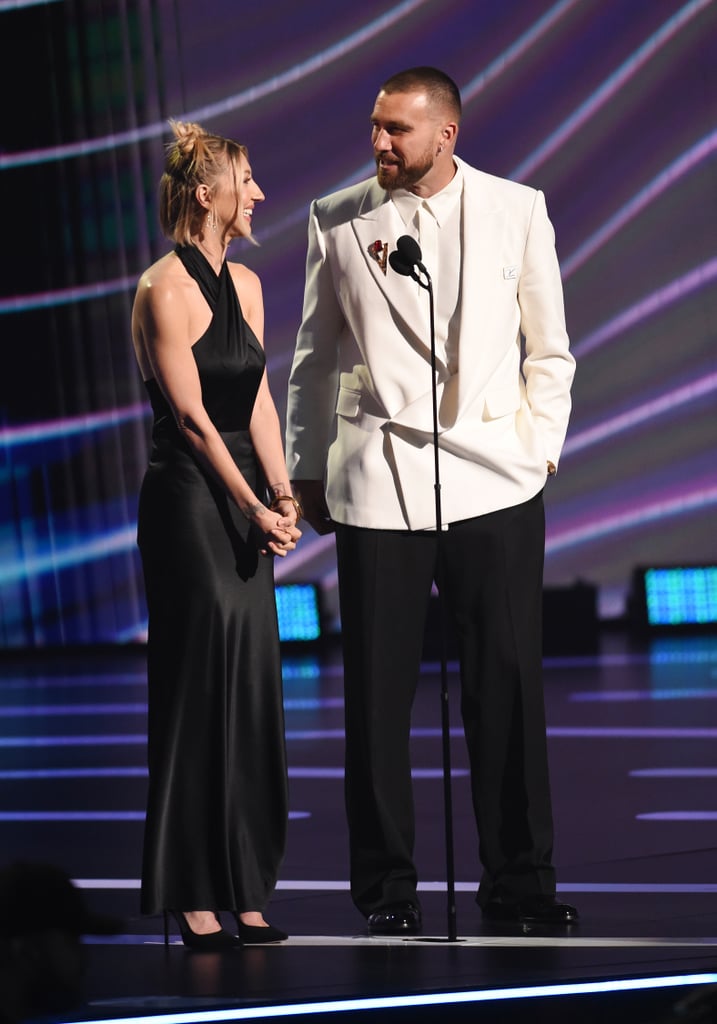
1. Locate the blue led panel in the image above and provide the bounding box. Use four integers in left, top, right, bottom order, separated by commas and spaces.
275, 584, 322, 642
644, 567, 717, 626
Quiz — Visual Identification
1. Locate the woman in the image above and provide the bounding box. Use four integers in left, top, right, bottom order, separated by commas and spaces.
132, 119, 301, 949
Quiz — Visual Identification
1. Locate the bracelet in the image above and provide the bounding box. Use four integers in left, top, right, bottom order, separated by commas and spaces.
270, 494, 303, 521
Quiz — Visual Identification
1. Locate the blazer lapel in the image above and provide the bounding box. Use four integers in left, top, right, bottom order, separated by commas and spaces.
456, 165, 504, 411
352, 185, 431, 355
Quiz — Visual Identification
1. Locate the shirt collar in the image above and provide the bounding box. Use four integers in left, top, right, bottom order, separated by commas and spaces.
390, 161, 463, 227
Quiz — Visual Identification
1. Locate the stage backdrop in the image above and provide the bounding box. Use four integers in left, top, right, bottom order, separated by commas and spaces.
1, 0, 715, 645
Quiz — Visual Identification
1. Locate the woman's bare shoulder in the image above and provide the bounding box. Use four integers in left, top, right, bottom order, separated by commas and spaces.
136, 251, 190, 302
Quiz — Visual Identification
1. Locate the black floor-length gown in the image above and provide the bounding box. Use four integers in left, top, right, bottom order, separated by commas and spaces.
137, 244, 288, 916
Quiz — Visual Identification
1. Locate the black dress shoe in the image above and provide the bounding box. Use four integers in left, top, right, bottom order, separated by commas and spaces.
367, 901, 422, 935
481, 894, 578, 924
234, 920, 288, 944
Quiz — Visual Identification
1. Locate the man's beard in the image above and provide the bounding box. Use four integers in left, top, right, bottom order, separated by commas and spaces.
376, 150, 434, 192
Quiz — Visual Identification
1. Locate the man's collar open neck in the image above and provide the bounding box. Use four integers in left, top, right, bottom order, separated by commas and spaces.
407, 156, 458, 199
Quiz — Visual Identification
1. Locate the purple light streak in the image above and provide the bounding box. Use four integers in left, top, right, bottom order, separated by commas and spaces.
0, 703, 146, 717
562, 373, 717, 457
4, 725, 717, 748
571, 689, 717, 703
638, 811, 717, 821
546, 484, 717, 554
510, 0, 713, 182
0, 404, 147, 447
562, 131, 717, 279
0, 767, 146, 779
0, 734, 146, 747
0, 0, 430, 171
0, 810, 309, 821
572, 258, 717, 359
461, 0, 580, 104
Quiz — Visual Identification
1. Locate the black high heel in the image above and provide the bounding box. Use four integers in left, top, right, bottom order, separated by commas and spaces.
163, 910, 243, 950
233, 913, 288, 944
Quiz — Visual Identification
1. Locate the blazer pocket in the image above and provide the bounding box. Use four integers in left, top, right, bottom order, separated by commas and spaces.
336, 385, 362, 419
483, 386, 520, 421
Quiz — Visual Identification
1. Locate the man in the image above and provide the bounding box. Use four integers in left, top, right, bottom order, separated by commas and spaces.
286, 67, 577, 934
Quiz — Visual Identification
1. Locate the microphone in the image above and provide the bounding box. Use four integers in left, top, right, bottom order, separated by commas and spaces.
389, 235, 430, 287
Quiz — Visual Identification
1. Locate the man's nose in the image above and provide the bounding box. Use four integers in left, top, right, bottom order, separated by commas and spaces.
373, 128, 391, 151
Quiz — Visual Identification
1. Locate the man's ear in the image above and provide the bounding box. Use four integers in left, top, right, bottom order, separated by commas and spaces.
441, 121, 458, 147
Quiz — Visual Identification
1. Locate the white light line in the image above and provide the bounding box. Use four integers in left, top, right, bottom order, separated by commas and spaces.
51, 973, 717, 1024
0, 0, 60, 8
571, 258, 717, 360
562, 373, 717, 457
546, 485, 717, 554
73, 879, 717, 895
0, 0, 430, 169
100, 934, 717, 949
510, 0, 713, 181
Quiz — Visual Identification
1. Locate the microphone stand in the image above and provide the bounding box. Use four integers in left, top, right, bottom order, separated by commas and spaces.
423, 269, 458, 944
391, 241, 458, 942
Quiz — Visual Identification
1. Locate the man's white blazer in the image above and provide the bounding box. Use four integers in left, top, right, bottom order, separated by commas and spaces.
286, 157, 576, 531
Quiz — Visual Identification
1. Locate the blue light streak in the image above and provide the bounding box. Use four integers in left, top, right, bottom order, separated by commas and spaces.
0, 404, 147, 446
0, 703, 146, 717
0, 734, 146, 748
0, 0, 61, 8
0, 767, 147, 779
0, 766, 466, 781
53, 974, 717, 1024
4, 725, 717, 749
571, 689, 717, 703
0, 526, 137, 586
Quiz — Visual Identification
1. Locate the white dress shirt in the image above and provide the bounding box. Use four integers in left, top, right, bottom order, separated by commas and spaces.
390, 164, 463, 374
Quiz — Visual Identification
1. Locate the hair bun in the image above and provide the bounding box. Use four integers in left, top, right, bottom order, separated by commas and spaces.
169, 118, 207, 156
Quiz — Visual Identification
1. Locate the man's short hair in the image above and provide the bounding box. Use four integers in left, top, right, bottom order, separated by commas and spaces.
379, 67, 462, 122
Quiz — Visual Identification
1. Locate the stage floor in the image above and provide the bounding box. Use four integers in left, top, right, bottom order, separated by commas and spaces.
2, 629, 717, 1022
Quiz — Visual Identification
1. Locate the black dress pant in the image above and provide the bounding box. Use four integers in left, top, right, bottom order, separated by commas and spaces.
335, 489, 556, 917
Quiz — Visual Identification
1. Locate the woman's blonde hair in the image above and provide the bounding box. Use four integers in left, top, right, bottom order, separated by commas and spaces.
158, 119, 248, 245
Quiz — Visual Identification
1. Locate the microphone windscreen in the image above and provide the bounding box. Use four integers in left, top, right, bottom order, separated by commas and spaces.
396, 234, 423, 264
388, 250, 414, 276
